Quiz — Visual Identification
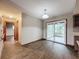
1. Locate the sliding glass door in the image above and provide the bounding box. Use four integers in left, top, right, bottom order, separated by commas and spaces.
47, 23, 54, 41
47, 20, 66, 44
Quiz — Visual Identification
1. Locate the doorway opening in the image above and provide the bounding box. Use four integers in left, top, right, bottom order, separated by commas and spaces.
47, 20, 67, 44
2, 17, 18, 43
6, 22, 14, 43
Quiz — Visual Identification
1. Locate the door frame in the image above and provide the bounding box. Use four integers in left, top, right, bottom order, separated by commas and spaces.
2, 16, 18, 42
46, 19, 67, 45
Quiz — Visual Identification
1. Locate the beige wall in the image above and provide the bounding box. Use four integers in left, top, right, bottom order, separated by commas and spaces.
21, 14, 42, 44
0, 0, 21, 19
0, 0, 22, 42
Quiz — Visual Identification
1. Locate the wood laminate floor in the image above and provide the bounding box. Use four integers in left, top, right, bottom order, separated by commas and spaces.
1, 40, 79, 59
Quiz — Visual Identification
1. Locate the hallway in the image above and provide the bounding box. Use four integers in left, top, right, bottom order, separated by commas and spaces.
1, 40, 79, 59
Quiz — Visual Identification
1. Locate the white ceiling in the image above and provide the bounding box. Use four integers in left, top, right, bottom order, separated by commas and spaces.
10, 0, 76, 19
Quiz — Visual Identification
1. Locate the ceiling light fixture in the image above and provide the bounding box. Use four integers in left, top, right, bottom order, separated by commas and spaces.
9, 16, 13, 18
42, 9, 49, 19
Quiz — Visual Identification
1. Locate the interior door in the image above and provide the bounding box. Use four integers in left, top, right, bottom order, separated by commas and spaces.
14, 21, 18, 41
3, 21, 6, 41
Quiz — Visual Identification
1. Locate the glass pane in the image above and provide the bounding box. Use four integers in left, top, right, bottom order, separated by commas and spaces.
47, 24, 54, 41
54, 22, 65, 44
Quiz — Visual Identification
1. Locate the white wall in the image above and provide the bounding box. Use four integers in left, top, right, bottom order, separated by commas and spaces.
21, 14, 42, 45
